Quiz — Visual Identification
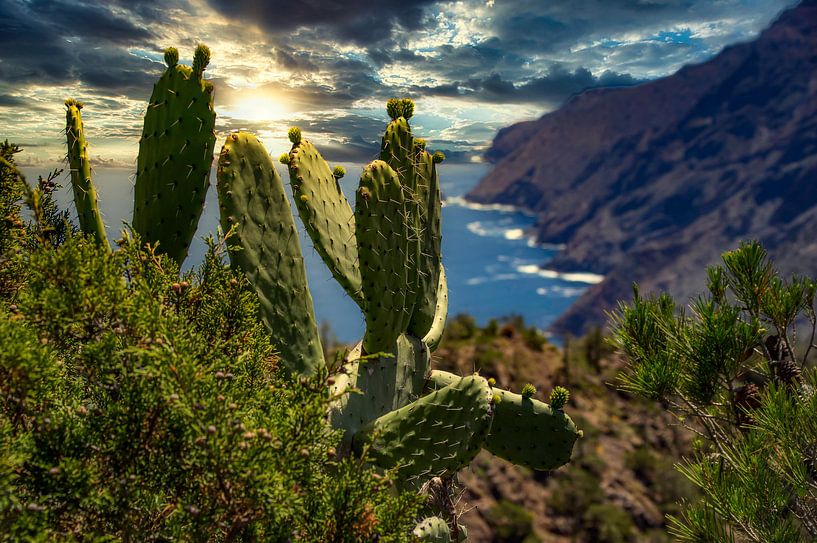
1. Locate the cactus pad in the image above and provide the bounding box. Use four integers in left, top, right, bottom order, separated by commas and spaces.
413, 517, 450, 542
354, 374, 493, 484
355, 160, 415, 354
216, 132, 323, 375
421, 265, 448, 352
486, 386, 579, 470
288, 139, 363, 306
427, 370, 579, 470
65, 99, 108, 247
133, 45, 216, 265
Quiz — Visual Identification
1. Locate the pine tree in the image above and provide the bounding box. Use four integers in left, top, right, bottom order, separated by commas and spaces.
611, 241, 817, 542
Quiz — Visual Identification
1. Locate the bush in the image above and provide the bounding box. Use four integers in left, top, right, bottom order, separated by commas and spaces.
612, 241, 817, 542
582, 504, 635, 543
485, 500, 540, 543
0, 149, 421, 541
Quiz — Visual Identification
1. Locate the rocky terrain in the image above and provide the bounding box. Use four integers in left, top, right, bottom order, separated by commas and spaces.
434, 316, 696, 542
467, 0, 817, 335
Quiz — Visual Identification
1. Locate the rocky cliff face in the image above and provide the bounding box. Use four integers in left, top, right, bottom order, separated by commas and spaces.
467, 1, 817, 335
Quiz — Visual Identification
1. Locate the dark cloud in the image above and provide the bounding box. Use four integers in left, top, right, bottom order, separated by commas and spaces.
0, 0, 158, 97
207, 0, 437, 46
415, 65, 644, 105
0, 94, 32, 108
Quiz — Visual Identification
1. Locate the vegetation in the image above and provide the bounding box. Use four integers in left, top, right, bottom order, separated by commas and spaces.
0, 146, 422, 541
54, 42, 581, 540
613, 241, 817, 541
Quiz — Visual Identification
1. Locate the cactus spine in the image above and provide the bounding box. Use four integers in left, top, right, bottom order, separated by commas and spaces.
64, 99, 108, 247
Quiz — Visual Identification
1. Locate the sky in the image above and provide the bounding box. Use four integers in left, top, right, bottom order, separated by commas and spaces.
0, 0, 797, 168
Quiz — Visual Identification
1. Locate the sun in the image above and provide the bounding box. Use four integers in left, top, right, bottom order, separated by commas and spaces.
221, 91, 292, 122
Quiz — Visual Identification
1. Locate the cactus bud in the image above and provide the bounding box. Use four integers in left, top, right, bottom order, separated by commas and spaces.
386, 98, 401, 120
400, 98, 415, 119
279, 153, 290, 165
164, 47, 179, 67
521, 383, 536, 398
492, 393, 502, 405
332, 165, 346, 179
64, 98, 83, 109
487, 377, 496, 387
192, 44, 211, 77
549, 386, 570, 409
288, 126, 302, 145
415, 138, 427, 150
300, 194, 309, 202
432, 151, 446, 164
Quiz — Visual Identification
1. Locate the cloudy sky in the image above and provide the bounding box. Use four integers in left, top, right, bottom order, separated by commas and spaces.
0, 0, 796, 167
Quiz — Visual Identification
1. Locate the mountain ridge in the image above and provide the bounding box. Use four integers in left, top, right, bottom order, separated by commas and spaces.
466, 0, 817, 334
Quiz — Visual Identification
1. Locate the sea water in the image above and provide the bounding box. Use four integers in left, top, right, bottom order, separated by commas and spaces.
22, 163, 602, 342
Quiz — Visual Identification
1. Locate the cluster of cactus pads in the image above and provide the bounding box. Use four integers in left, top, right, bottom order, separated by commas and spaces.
64, 45, 581, 541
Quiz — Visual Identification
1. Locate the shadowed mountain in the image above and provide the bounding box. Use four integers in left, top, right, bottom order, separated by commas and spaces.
467, 0, 817, 335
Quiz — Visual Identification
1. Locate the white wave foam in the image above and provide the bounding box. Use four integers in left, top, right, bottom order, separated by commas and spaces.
465, 273, 520, 286
517, 264, 604, 284
536, 286, 587, 297
504, 228, 526, 240
444, 195, 536, 216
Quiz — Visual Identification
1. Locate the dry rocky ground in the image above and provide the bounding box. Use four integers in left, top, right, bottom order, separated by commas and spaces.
432, 316, 698, 542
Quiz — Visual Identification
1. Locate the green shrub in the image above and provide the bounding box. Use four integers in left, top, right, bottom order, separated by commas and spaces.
0, 149, 421, 541
612, 241, 817, 541
582, 504, 635, 543
485, 500, 540, 543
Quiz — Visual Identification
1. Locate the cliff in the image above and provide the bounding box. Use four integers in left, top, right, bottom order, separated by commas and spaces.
467, 1, 817, 334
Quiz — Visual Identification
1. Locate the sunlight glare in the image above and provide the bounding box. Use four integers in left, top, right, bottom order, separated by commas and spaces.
221, 92, 292, 122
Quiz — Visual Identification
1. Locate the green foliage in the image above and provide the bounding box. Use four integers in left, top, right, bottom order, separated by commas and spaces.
0, 178, 422, 540
547, 468, 604, 521
612, 241, 817, 542
0, 141, 26, 298
582, 504, 635, 543
445, 314, 479, 341
485, 500, 540, 543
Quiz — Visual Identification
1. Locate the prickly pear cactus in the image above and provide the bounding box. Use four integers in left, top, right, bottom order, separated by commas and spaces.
214, 99, 581, 541
64, 99, 108, 247
132, 45, 216, 265
216, 132, 323, 375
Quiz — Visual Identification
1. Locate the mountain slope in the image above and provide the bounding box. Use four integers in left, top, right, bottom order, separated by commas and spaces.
467, 1, 817, 334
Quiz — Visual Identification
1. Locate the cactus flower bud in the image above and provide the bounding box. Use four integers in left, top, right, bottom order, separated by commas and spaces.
164, 47, 179, 67
192, 44, 211, 77
288, 126, 302, 144
549, 386, 570, 409
521, 383, 536, 398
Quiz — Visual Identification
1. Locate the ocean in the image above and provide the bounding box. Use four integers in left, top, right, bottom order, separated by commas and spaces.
22, 162, 602, 343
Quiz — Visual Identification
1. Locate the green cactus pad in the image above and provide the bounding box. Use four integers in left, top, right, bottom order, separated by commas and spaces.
332, 334, 429, 440
216, 132, 323, 376
427, 370, 579, 470
408, 148, 442, 338
356, 159, 415, 354
353, 374, 493, 485
65, 100, 108, 247
413, 517, 450, 542
133, 46, 216, 265
421, 265, 448, 352
288, 139, 363, 307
